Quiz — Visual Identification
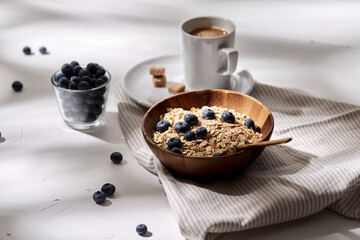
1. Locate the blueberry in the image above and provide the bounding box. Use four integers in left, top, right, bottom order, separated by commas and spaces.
78, 68, 90, 78
70, 103, 83, 113
136, 224, 147, 235
174, 121, 190, 134
12, 81, 23, 92
86, 113, 97, 122
184, 131, 196, 141
73, 65, 82, 76
196, 127, 207, 138
156, 120, 170, 132
71, 94, 83, 104
95, 78, 105, 87
213, 152, 223, 157
96, 87, 106, 96
90, 78, 97, 88
110, 152, 123, 164
53, 72, 65, 83
92, 191, 106, 204
101, 183, 116, 196
61, 63, 74, 77
221, 111, 235, 123
86, 63, 98, 74
70, 76, 80, 84
39, 47, 47, 54
95, 67, 106, 77
68, 81, 77, 90
59, 77, 69, 88
23, 46, 31, 55
64, 111, 72, 118
85, 96, 96, 105
78, 81, 91, 90
70, 61, 79, 66
88, 104, 102, 116
183, 113, 198, 126
98, 75, 108, 83
94, 95, 105, 105
61, 101, 71, 111
80, 76, 92, 84
171, 147, 182, 154
167, 137, 182, 149
244, 118, 255, 130
202, 109, 215, 120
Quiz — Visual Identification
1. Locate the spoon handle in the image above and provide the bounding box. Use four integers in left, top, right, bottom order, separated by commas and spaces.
237, 137, 292, 150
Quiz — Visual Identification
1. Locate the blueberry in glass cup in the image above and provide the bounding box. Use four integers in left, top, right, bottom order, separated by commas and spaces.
51, 61, 111, 130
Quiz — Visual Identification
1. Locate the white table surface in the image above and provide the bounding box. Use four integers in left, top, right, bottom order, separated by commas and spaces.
1, 0, 359, 239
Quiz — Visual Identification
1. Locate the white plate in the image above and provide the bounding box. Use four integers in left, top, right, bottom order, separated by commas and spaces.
121, 55, 254, 108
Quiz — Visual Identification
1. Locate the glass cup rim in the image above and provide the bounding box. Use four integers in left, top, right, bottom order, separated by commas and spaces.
51, 66, 111, 92
180, 16, 236, 40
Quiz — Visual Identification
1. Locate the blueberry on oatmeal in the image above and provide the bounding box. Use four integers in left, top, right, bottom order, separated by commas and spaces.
171, 147, 182, 154
244, 118, 255, 130
221, 111, 235, 123
167, 137, 182, 149
184, 131, 196, 141
202, 109, 215, 120
196, 127, 207, 138
174, 121, 190, 134
183, 113, 198, 126
156, 120, 170, 132
213, 152, 223, 157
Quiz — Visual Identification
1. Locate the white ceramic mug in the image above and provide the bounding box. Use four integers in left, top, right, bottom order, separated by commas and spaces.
180, 16, 238, 90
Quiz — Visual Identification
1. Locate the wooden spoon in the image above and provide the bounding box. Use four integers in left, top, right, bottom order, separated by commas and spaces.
237, 137, 292, 150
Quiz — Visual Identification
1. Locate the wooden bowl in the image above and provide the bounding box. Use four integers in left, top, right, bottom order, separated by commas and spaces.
141, 89, 274, 178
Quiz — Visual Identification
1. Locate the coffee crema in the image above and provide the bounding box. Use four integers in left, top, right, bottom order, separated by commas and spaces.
189, 27, 229, 38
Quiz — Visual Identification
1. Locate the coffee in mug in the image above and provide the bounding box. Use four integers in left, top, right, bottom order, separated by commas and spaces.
190, 27, 229, 38
180, 16, 238, 90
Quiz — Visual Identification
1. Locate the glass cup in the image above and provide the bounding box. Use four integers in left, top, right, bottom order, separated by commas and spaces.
51, 69, 111, 130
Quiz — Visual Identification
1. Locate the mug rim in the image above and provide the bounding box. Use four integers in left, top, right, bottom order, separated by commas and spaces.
180, 16, 236, 39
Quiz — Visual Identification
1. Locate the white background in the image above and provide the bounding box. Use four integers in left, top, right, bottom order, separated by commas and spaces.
0, 0, 359, 239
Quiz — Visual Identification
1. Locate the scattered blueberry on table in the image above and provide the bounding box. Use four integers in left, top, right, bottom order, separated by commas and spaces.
12, 81, 23, 92
174, 121, 190, 133
101, 183, 116, 197
39, 47, 47, 54
167, 137, 182, 150
136, 224, 148, 235
183, 113, 198, 126
202, 109, 215, 120
110, 152, 123, 164
221, 111, 235, 123
184, 130, 196, 141
22, 46, 31, 55
244, 118, 255, 130
92, 191, 106, 204
156, 120, 170, 132
196, 127, 207, 138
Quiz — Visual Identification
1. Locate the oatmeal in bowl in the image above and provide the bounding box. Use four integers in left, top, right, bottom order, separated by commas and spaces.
141, 89, 274, 178
153, 106, 262, 157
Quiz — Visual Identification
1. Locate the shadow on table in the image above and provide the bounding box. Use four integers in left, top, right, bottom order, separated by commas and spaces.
80, 111, 127, 145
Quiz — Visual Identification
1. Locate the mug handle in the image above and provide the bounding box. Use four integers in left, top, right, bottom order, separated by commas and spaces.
219, 48, 238, 75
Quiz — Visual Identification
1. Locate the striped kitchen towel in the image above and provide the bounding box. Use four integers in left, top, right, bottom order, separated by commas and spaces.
116, 82, 360, 240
